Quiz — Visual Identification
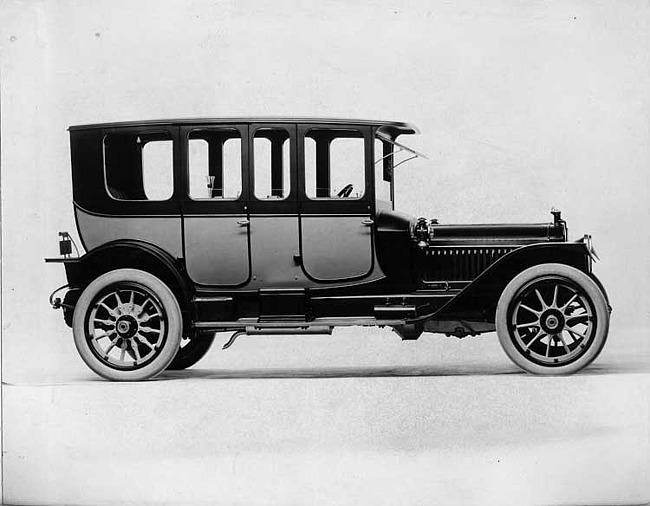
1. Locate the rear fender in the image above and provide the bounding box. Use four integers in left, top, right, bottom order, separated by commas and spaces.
62, 240, 192, 323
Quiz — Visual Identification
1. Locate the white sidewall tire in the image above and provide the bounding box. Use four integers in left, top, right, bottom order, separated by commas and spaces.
496, 263, 609, 375
73, 268, 182, 381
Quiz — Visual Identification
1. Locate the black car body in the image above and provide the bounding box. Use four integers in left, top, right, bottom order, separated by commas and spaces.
47, 118, 610, 380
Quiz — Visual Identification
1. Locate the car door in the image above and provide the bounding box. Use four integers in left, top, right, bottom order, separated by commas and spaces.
297, 124, 375, 281
247, 123, 303, 287
181, 124, 251, 286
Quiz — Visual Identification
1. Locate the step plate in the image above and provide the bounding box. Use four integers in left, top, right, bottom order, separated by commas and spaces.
259, 289, 307, 322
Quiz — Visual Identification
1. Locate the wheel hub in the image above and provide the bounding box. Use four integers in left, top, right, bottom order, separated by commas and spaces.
540, 308, 564, 334
115, 315, 138, 338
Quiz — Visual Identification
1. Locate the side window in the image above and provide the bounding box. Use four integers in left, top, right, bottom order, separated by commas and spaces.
304, 129, 366, 199
104, 131, 173, 201
253, 128, 291, 200
188, 129, 242, 200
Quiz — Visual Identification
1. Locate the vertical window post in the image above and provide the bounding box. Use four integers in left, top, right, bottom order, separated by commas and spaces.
208, 135, 224, 198
270, 133, 284, 198
315, 134, 331, 198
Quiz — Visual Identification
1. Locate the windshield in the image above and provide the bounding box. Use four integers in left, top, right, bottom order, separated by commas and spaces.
375, 132, 428, 166
374, 132, 428, 208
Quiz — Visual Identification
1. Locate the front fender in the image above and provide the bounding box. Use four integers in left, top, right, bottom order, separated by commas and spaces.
589, 273, 611, 311
419, 242, 592, 323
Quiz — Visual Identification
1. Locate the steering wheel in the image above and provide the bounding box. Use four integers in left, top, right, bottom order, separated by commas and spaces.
337, 184, 354, 198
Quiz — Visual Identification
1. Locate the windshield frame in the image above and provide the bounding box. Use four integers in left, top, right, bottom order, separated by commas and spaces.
375, 131, 429, 162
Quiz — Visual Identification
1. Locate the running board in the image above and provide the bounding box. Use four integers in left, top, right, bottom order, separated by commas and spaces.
193, 317, 406, 330
245, 325, 332, 336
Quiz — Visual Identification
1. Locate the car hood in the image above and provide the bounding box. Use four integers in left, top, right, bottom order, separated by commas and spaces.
425, 222, 566, 246
376, 208, 568, 247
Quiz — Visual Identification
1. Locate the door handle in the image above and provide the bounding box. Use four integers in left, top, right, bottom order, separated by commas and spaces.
237, 219, 250, 227
362, 219, 374, 226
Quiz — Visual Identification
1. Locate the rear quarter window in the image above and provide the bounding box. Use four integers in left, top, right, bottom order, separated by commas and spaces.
103, 131, 174, 201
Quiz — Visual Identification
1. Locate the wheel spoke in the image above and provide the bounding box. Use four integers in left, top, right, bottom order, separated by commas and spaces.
535, 289, 547, 310
129, 290, 135, 305
551, 285, 558, 308
132, 342, 142, 362
524, 329, 546, 350
104, 340, 117, 356
138, 313, 157, 324
519, 304, 541, 317
119, 342, 127, 362
136, 299, 153, 318
94, 318, 115, 327
135, 333, 155, 351
556, 332, 571, 355
566, 313, 590, 326
114, 292, 123, 307
139, 326, 161, 334
516, 322, 539, 330
561, 292, 579, 313
98, 302, 117, 317
545, 335, 551, 357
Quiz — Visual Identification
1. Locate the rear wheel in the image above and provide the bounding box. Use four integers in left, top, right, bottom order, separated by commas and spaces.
496, 263, 609, 375
72, 268, 182, 381
166, 332, 216, 370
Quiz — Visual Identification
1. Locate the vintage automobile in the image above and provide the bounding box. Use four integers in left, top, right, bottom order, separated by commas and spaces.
46, 117, 610, 381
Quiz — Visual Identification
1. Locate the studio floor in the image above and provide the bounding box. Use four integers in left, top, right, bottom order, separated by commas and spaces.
3, 326, 649, 505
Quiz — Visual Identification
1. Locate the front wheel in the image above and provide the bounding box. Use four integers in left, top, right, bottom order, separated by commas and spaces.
496, 263, 610, 375
72, 268, 182, 381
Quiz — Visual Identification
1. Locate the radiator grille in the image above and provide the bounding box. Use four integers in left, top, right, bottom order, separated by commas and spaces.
422, 247, 514, 282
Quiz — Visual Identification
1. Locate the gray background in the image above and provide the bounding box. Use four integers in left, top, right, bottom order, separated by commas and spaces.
1, 0, 648, 504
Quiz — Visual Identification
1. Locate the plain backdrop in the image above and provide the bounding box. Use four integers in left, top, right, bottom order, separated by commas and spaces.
2, 1, 650, 378
1, 1, 649, 504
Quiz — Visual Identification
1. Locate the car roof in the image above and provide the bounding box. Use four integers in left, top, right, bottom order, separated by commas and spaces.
68, 117, 419, 135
